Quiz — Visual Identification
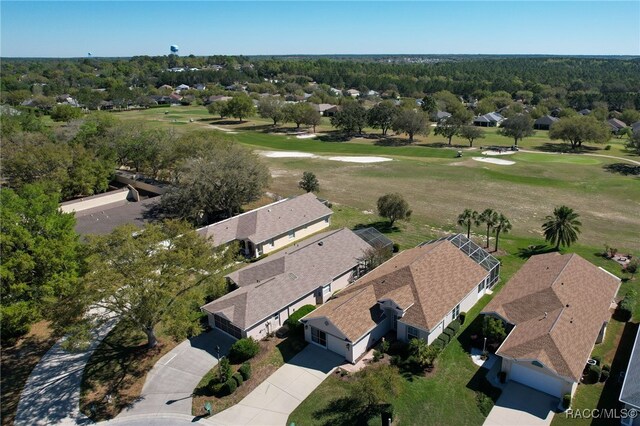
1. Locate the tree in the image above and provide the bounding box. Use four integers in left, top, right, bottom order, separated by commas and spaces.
392, 109, 429, 142
549, 115, 611, 149
420, 95, 438, 115
330, 101, 367, 135
226, 94, 254, 122
357, 244, 392, 275
349, 364, 401, 411
493, 213, 512, 252
257, 97, 286, 126
457, 209, 479, 238
409, 338, 440, 368
626, 131, 640, 155
83, 221, 235, 348
542, 206, 582, 250
207, 100, 229, 119
50, 104, 83, 122
161, 136, 270, 223
433, 110, 472, 145
367, 101, 397, 135
283, 102, 318, 130
305, 108, 322, 133
620, 109, 640, 126
1, 185, 82, 344
298, 171, 319, 193
478, 208, 498, 248
483, 316, 506, 344
377, 193, 412, 227
459, 125, 485, 147
498, 114, 534, 146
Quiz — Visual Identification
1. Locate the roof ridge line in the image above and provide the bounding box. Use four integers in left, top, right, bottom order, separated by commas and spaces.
549, 253, 575, 292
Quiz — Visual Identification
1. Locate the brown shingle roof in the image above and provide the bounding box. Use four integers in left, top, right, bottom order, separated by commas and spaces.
483, 253, 620, 381
201, 228, 371, 329
197, 193, 333, 246
304, 240, 489, 341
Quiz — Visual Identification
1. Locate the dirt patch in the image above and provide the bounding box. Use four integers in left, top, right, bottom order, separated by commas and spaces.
1, 321, 60, 426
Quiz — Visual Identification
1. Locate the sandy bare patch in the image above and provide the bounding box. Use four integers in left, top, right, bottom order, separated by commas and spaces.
259, 151, 318, 158
328, 156, 392, 163
296, 134, 317, 139
472, 157, 515, 165
211, 126, 235, 132
481, 150, 516, 156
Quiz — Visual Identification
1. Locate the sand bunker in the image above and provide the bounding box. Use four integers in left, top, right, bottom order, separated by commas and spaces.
211, 126, 236, 133
473, 157, 515, 165
296, 134, 317, 139
328, 156, 392, 163
261, 151, 317, 158
481, 150, 516, 156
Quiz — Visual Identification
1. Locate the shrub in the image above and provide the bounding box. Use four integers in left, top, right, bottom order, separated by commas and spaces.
0, 302, 34, 345
600, 369, 609, 382
218, 357, 232, 383
562, 393, 571, 409
592, 356, 602, 366
476, 392, 494, 417
483, 316, 507, 343
380, 339, 390, 354
285, 305, 316, 334
458, 312, 467, 325
229, 338, 260, 363
627, 259, 639, 274
233, 372, 243, 387
239, 362, 252, 380
602, 364, 611, 372
224, 378, 237, 395
617, 293, 636, 322
443, 328, 455, 338
588, 364, 601, 384
448, 320, 461, 334
373, 349, 383, 362
604, 144, 612, 150
392, 243, 400, 253
431, 339, 444, 350
439, 332, 450, 344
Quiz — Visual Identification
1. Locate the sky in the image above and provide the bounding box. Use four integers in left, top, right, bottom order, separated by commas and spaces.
1, 1, 639, 57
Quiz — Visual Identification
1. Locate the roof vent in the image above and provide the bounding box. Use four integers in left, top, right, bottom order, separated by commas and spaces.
267, 209, 271, 212
543, 312, 548, 319
288, 273, 298, 280
318, 241, 323, 246
566, 304, 569, 308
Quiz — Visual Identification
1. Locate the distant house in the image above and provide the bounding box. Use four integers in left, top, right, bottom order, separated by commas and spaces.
366, 90, 379, 97
483, 252, 620, 398
194, 84, 206, 91
632, 121, 640, 134
301, 234, 500, 363
550, 107, 562, 118
196, 193, 333, 258
176, 84, 190, 92
200, 228, 375, 340
473, 112, 504, 127
346, 89, 360, 98
620, 327, 640, 426
205, 95, 233, 105
312, 103, 339, 117
433, 111, 452, 122
578, 108, 591, 115
607, 118, 627, 133
168, 67, 185, 73
534, 115, 559, 130
329, 87, 342, 96
159, 84, 173, 91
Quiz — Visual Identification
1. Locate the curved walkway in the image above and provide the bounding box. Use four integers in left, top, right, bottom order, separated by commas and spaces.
15, 313, 117, 426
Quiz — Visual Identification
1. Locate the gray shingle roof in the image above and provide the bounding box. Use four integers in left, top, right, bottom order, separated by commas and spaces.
197, 193, 333, 246
620, 327, 640, 408
74, 197, 161, 236
201, 228, 372, 329
534, 115, 559, 126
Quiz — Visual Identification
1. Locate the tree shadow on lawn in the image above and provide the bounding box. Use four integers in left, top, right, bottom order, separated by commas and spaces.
316, 131, 353, 142
457, 315, 486, 354
313, 396, 385, 426
603, 163, 640, 176
516, 244, 557, 259
533, 143, 600, 154
419, 141, 468, 149
353, 221, 399, 234
373, 137, 413, 147
592, 322, 639, 426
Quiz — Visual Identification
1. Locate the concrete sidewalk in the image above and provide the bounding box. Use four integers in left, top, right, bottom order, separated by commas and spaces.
484, 381, 558, 426
117, 329, 235, 419
211, 344, 343, 426
15, 316, 117, 426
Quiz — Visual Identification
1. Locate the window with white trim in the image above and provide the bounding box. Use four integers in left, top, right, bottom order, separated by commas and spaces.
311, 327, 327, 347
288, 230, 296, 239
452, 304, 460, 320
322, 283, 331, 295
407, 325, 419, 340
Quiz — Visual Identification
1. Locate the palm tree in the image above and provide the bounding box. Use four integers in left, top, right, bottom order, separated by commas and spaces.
479, 209, 498, 248
542, 206, 582, 250
457, 209, 479, 238
493, 214, 512, 252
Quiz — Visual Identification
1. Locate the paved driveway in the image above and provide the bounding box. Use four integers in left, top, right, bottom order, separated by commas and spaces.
484, 381, 558, 426
210, 344, 343, 426
117, 329, 235, 419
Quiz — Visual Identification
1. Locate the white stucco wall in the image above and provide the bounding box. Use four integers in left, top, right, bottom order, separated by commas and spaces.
256, 215, 331, 256
114, 173, 166, 194
60, 188, 129, 213
244, 291, 318, 340
501, 357, 575, 398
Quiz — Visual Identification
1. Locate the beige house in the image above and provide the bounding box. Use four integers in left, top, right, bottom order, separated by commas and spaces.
483, 253, 620, 398
301, 234, 500, 363
200, 228, 375, 340
197, 193, 333, 258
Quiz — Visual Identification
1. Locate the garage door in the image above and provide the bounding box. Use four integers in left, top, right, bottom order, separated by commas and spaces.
510, 362, 566, 398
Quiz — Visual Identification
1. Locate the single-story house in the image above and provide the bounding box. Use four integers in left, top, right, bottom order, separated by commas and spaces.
534, 115, 559, 130
433, 111, 452, 122
632, 121, 640, 134
312, 103, 339, 116
620, 327, 640, 426
473, 112, 504, 127
205, 95, 233, 105
159, 84, 173, 90
197, 192, 333, 258
329, 87, 342, 96
578, 109, 591, 115
482, 252, 620, 398
347, 89, 360, 98
176, 84, 190, 92
301, 234, 500, 363
201, 228, 375, 340
607, 118, 627, 133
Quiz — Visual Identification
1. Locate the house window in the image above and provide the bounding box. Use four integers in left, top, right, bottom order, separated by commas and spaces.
269, 239, 275, 247
451, 304, 460, 321
324, 217, 329, 224
288, 230, 296, 240
478, 278, 486, 293
532, 360, 544, 368
407, 325, 419, 341
213, 314, 242, 339
311, 327, 327, 347
322, 284, 331, 295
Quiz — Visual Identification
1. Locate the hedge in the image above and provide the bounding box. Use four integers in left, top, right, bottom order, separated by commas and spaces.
285, 305, 316, 334
448, 320, 461, 333
458, 312, 467, 325
239, 362, 252, 380
588, 364, 601, 384
229, 338, 260, 363
224, 378, 237, 395
233, 372, 243, 387
443, 328, 455, 338
562, 393, 571, 409
439, 332, 450, 344
431, 339, 445, 350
